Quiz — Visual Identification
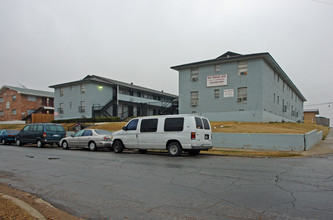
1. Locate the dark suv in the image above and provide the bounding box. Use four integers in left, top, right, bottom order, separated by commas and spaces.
16, 123, 66, 147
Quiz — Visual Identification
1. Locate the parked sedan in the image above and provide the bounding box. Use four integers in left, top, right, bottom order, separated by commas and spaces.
60, 129, 112, 151
0, 129, 20, 145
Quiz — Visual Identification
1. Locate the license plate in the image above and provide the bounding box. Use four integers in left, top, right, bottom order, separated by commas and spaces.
53, 134, 59, 137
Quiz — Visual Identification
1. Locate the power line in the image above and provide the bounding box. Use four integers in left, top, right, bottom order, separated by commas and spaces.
305, 101, 333, 106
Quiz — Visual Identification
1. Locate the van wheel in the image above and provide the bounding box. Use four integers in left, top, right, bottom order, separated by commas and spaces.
113, 140, 124, 153
62, 141, 69, 150
89, 141, 97, 151
16, 139, 22, 146
188, 150, 200, 156
37, 140, 43, 148
139, 149, 147, 154
167, 142, 182, 157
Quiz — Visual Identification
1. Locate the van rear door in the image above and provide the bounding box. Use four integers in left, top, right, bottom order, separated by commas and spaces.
194, 117, 212, 147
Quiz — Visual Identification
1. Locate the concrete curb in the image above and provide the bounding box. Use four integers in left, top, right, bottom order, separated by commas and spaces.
0, 193, 46, 220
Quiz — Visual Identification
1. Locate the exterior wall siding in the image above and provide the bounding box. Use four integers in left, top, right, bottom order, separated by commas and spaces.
177, 56, 304, 122
55, 83, 114, 120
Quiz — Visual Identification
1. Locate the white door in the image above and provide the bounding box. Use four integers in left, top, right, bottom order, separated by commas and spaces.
121, 119, 139, 149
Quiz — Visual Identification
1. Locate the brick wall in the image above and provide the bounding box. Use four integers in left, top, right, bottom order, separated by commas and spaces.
0, 88, 52, 121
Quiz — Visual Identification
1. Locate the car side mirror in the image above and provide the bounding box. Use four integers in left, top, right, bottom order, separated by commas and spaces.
122, 126, 127, 131
71, 134, 74, 137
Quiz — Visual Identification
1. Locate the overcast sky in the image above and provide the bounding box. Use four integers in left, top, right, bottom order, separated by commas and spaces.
1, 0, 333, 122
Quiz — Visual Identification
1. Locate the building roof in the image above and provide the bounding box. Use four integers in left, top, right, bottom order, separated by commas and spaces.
304, 109, 320, 114
0, 85, 54, 98
49, 75, 178, 98
171, 51, 306, 102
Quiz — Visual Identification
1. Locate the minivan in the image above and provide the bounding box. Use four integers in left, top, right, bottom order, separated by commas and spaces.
16, 123, 66, 147
111, 115, 212, 156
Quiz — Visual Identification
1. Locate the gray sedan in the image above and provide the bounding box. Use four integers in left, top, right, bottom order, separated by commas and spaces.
60, 129, 112, 151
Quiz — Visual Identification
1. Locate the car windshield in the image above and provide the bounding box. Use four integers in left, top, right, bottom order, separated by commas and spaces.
7, 130, 19, 134
95, 129, 112, 135
46, 125, 65, 132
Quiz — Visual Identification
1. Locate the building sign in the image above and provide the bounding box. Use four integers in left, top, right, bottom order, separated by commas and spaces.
224, 89, 234, 97
207, 74, 228, 87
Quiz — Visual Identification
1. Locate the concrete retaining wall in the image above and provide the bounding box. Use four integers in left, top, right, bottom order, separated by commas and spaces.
212, 129, 323, 151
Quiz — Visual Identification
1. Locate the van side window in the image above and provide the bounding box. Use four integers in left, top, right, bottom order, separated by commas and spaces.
140, 119, 158, 132
195, 117, 203, 129
127, 119, 138, 130
37, 125, 43, 132
202, 118, 210, 130
164, 118, 184, 132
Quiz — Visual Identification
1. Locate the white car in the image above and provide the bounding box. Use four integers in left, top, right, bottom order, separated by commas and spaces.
60, 129, 112, 151
111, 114, 212, 156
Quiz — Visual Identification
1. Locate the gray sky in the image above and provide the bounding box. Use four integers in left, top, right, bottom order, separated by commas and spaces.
1, 0, 333, 122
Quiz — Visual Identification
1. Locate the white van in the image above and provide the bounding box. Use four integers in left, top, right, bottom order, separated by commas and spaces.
111, 114, 212, 156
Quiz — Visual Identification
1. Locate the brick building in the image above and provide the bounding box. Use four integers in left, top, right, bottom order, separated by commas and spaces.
0, 86, 54, 122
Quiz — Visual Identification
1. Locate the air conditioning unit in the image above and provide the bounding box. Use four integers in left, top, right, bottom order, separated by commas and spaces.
192, 78, 198, 82
191, 101, 198, 107
237, 97, 247, 102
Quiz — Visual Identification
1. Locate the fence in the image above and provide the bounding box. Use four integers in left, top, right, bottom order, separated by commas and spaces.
31, 114, 54, 123
212, 129, 323, 151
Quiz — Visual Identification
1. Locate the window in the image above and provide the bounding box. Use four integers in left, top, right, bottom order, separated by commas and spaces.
277, 96, 279, 105
126, 119, 138, 130
23, 125, 31, 132
59, 103, 64, 114
164, 118, 184, 132
190, 91, 198, 106
195, 117, 203, 129
81, 84, 85, 93
27, 96, 37, 101
46, 125, 65, 132
238, 61, 247, 76
70, 102, 72, 109
12, 109, 17, 115
214, 64, 220, 72
202, 118, 210, 130
79, 101, 85, 113
12, 95, 16, 101
140, 119, 158, 132
237, 87, 247, 103
60, 88, 64, 97
0, 97, 3, 103
274, 93, 276, 103
214, 89, 220, 99
0, 110, 3, 116
82, 130, 93, 136
191, 67, 199, 82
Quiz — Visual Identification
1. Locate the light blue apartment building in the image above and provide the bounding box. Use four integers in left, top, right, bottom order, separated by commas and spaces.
50, 75, 178, 120
171, 51, 306, 122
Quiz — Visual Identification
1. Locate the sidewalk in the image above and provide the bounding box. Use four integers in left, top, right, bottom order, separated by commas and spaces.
301, 129, 333, 156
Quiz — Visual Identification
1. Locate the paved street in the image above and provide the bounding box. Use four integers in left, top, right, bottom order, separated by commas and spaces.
0, 144, 333, 220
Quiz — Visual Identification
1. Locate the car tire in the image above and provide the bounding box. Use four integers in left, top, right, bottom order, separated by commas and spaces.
62, 141, 69, 150
16, 139, 22, 146
113, 140, 124, 153
37, 140, 43, 148
89, 141, 97, 151
188, 149, 200, 156
167, 142, 182, 157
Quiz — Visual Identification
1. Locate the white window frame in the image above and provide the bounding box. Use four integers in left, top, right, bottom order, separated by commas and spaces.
237, 87, 247, 103
238, 61, 247, 76
190, 91, 198, 106
12, 109, 17, 115
191, 67, 199, 82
